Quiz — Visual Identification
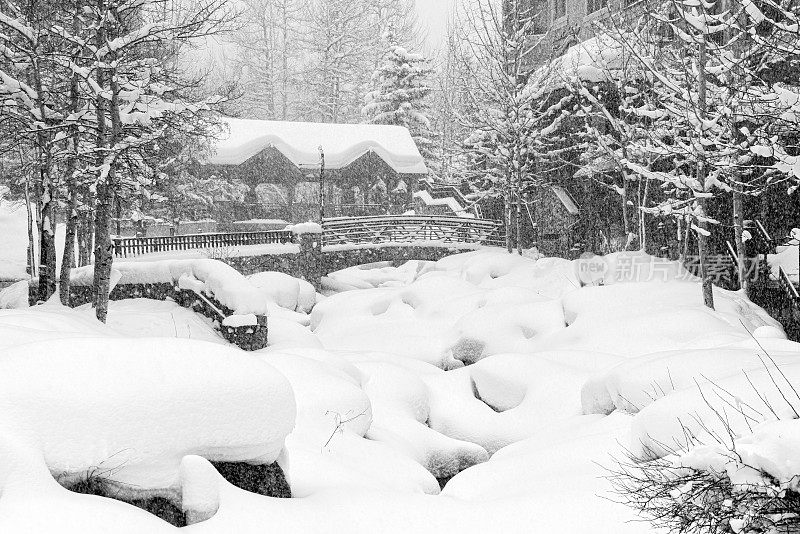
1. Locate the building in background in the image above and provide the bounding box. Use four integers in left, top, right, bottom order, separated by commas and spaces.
200, 118, 428, 224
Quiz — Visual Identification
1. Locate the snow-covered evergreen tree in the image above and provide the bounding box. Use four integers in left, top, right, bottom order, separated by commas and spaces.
362, 26, 435, 161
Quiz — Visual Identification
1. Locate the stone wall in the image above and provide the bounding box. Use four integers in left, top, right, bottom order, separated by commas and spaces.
222, 232, 323, 288
31, 280, 269, 352
321, 244, 482, 275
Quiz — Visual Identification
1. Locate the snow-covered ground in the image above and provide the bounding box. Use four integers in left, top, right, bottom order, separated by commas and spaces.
1, 249, 798, 533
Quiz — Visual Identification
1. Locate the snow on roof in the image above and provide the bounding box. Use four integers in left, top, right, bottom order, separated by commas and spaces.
208, 117, 429, 174
534, 36, 623, 90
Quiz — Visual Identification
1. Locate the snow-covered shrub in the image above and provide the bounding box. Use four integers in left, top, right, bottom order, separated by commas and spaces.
607, 359, 800, 534
608, 441, 800, 534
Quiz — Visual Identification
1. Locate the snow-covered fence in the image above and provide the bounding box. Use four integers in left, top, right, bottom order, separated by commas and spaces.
778, 267, 800, 312
113, 230, 294, 258
110, 216, 505, 258
725, 220, 800, 340
321, 215, 504, 247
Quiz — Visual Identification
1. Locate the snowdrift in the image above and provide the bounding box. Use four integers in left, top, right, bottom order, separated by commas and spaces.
1, 248, 799, 533
0, 337, 295, 489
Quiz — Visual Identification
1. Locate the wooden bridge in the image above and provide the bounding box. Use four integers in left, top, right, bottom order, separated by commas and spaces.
112, 215, 505, 258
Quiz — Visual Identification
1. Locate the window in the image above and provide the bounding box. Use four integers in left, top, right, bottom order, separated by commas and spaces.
554, 0, 566, 19
586, 0, 607, 14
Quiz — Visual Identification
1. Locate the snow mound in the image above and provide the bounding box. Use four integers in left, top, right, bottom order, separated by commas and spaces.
448, 299, 565, 365
0, 305, 117, 349
0, 337, 296, 489
0, 280, 29, 309
358, 361, 490, 479
581, 348, 800, 415
248, 271, 316, 313
313, 261, 575, 368
422, 352, 615, 454
256, 348, 441, 496
628, 358, 800, 459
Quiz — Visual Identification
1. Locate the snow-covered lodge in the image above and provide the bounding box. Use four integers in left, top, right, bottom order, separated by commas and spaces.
201, 118, 429, 223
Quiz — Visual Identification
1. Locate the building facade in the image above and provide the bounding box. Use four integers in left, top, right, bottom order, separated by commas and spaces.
201, 118, 428, 224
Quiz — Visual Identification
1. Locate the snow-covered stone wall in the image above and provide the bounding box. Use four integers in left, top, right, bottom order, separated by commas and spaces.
31, 278, 270, 351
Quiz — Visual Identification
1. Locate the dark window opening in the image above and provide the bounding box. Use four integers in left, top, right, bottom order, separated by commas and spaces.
554, 0, 566, 19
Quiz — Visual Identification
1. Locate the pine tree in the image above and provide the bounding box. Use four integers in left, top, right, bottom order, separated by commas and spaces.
362, 26, 435, 161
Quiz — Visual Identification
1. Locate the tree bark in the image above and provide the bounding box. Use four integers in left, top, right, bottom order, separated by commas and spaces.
60, 177, 79, 305
93, 180, 114, 322
516, 172, 523, 255
60, 33, 82, 305
696, 200, 715, 309
732, 185, 747, 292
640, 177, 650, 253
505, 172, 513, 253
78, 206, 94, 267
730, 6, 748, 295
36, 162, 57, 303
696, 39, 715, 310
31, 62, 57, 302
23, 179, 36, 278
91, 3, 116, 323
621, 179, 630, 249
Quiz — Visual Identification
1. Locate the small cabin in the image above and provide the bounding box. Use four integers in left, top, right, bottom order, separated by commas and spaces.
200, 118, 429, 223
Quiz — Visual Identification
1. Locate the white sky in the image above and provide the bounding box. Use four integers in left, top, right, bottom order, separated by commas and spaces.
415, 0, 456, 49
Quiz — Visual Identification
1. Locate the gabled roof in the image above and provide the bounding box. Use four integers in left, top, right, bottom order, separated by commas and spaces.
208, 117, 428, 175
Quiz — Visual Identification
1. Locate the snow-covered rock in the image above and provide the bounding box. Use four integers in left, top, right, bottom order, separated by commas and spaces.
0, 337, 296, 489
248, 271, 316, 313
72, 259, 307, 317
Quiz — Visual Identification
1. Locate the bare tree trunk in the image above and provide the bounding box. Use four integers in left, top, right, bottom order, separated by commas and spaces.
78, 206, 94, 267
93, 180, 114, 322
31, 64, 57, 302
640, 177, 650, 252
505, 173, 513, 253
36, 165, 57, 303
60, 39, 81, 305
516, 173, 523, 255
682, 217, 692, 261
730, 6, 748, 295
733, 185, 747, 292
91, 6, 116, 323
621, 180, 630, 249
696, 200, 715, 309
23, 179, 36, 278
696, 39, 715, 310
60, 176, 78, 305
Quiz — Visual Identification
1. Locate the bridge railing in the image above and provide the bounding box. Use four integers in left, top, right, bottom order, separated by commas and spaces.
778, 266, 800, 306
322, 215, 505, 247
113, 230, 295, 258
